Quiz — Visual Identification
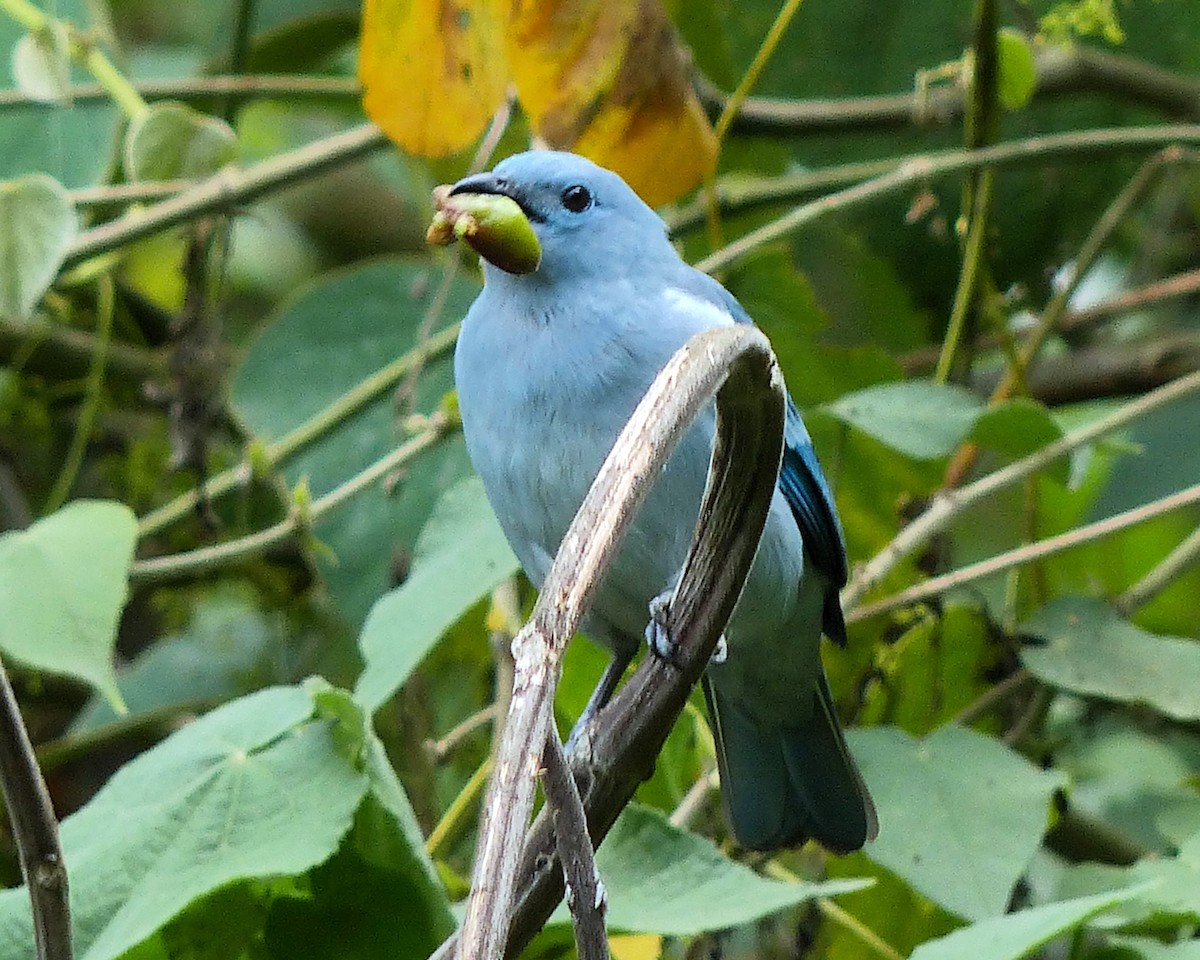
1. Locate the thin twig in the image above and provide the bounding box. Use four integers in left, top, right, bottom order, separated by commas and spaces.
668, 767, 718, 830
130, 417, 451, 582
816, 898, 903, 960
951, 668, 1034, 727
136, 322, 459, 538
0, 657, 71, 960
1114, 523, 1200, 615
850, 483, 1200, 622
425, 756, 494, 861
426, 705, 498, 762
694, 126, 1200, 277
64, 123, 390, 267
842, 369, 1200, 610
541, 735, 608, 960
0, 73, 361, 109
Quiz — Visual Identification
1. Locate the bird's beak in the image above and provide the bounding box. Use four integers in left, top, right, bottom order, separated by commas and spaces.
426, 174, 542, 275
449, 173, 543, 223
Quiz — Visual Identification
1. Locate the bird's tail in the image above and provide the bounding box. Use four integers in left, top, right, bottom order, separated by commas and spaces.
703, 673, 878, 853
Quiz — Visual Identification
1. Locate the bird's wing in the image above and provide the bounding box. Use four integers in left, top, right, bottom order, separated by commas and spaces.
671, 267, 850, 602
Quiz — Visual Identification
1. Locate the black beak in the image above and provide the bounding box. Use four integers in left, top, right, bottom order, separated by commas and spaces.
449, 173, 543, 222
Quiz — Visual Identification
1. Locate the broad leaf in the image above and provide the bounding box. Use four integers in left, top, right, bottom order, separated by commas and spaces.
10, 26, 71, 103
569, 805, 869, 935
0, 686, 367, 960
355, 475, 518, 711
508, 0, 716, 205
0, 500, 134, 706
0, 172, 76, 321
909, 885, 1153, 960
232, 258, 477, 627
850, 724, 1064, 920
124, 102, 237, 181
1022, 597, 1200, 722
359, 0, 508, 156
821, 381, 985, 460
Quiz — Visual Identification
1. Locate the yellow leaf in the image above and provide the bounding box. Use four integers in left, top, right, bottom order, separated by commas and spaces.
610, 933, 662, 960
360, 0, 509, 157
508, 0, 716, 205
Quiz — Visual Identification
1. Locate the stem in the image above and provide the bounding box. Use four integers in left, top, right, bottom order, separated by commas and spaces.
694, 125, 1200, 277
136, 322, 459, 538
43, 276, 115, 514
1114, 524, 1200, 615
0, 74, 361, 110
849, 483, 1200, 621
842, 369, 1200, 609
130, 418, 452, 582
0, 0, 146, 118
703, 0, 807, 248
934, 170, 992, 384
542, 735, 608, 960
0, 657, 71, 960
425, 756, 494, 861
64, 122, 391, 267
816, 898, 902, 960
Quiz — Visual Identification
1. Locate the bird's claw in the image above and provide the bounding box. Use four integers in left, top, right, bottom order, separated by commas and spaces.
644, 591, 684, 667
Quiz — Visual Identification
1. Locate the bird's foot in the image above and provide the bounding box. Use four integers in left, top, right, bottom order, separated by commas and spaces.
644, 591, 683, 666
645, 591, 729, 668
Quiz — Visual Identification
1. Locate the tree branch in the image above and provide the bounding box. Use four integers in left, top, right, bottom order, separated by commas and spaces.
541, 736, 607, 960
63, 122, 390, 268
697, 43, 1200, 137
0, 658, 71, 960
848, 483, 1200, 622
694, 126, 1200, 276
452, 325, 786, 960
842, 369, 1200, 610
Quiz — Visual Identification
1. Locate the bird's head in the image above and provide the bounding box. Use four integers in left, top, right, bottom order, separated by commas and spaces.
445, 151, 673, 282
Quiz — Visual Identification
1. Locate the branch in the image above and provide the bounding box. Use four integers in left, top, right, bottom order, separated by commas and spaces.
136, 322, 459, 538
0, 658, 71, 960
1115, 523, 1200, 616
694, 125, 1200, 276
130, 416, 452, 582
541, 736, 607, 960
848, 482, 1200, 622
842, 369, 1200, 609
63, 123, 390, 268
0, 74, 361, 109
697, 43, 1200, 137
452, 325, 786, 960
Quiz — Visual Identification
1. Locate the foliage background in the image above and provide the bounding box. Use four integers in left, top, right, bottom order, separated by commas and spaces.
1, 0, 1199, 958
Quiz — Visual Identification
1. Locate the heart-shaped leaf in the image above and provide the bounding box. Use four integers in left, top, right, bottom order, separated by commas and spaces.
0, 173, 76, 321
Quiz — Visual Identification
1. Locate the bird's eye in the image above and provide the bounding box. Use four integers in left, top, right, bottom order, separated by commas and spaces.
560, 184, 593, 213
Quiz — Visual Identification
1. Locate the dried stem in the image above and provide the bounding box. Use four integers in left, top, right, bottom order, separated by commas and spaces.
842, 369, 1200, 610
453, 325, 785, 960
541, 736, 608, 960
0, 658, 71, 960
849, 483, 1200, 622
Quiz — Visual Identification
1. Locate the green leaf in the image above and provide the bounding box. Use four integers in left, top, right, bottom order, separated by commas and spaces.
0, 500, 134, 706
909, 885, 1154, 960
10, 26, 71, 103
232, 258, 478, 627
71, 589, 277, 732
124, 102, 237, 181
569, 805, 869, 935
850, 724, 1065, 920
1021, 597, 1200, 722
0, 686, 367, 960
355, 475, 518, 711
970, 397, 1067, 482
997, 28, 1037, 109
0, 172, 76, 321
822, 381, 985, 460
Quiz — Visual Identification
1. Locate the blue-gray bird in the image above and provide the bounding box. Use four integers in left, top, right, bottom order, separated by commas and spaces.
450, 151, 877, 852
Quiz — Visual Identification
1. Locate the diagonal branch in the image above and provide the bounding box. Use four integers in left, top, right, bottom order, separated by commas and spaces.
0, 658, 71, 960
452, 325, 786, 960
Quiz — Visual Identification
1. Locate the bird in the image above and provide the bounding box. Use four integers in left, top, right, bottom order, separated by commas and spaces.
449, 150, 877, 853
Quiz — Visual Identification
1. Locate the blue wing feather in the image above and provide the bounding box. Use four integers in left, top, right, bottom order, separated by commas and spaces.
674, 266, 850, 641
